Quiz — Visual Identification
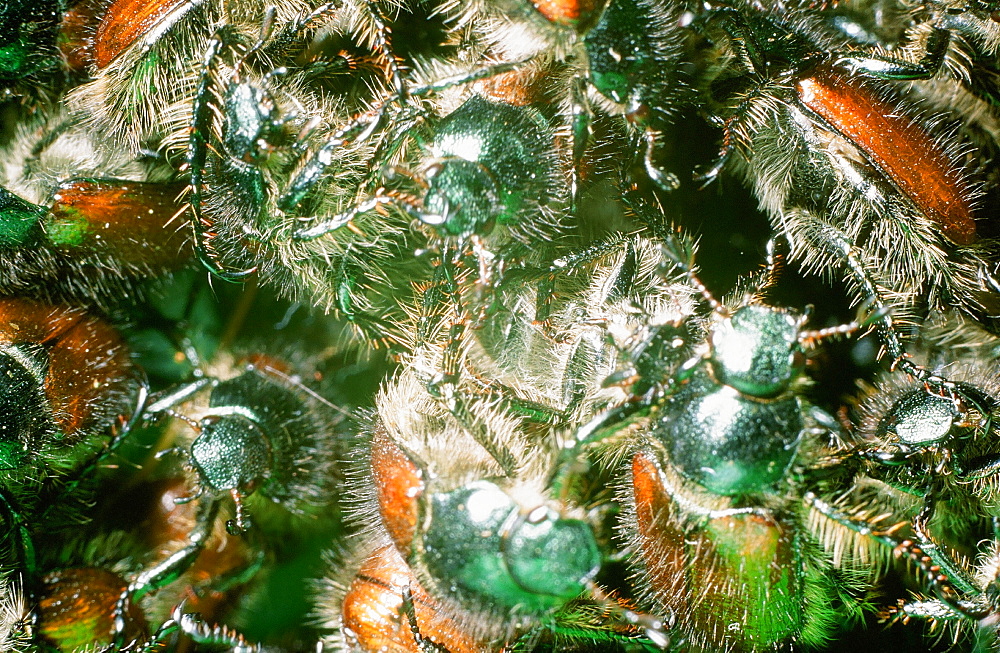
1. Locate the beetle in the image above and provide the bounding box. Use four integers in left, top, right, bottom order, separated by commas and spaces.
549, 225, 902, 651
0, 296, 147, 652
141, 355, 342, 536
0, 297, 142, 537
0, 109, 193, 306
846, 363, 1000, 533
175, 5, 428, 352
338, 336, 668, 651
291, 91, 568, 320
438, 0, 690, 194
329, 231, 695, 649
95, 354, 342, 647
800, 319, 1000, 638
64, 0, 397, 153
689, 4, 999, 317
34, 567, 148, 651
33, 567, 264, 653
285, 0, 690, 220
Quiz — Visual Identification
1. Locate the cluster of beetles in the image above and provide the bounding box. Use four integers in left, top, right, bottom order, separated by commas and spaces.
7, 0, 1000, 650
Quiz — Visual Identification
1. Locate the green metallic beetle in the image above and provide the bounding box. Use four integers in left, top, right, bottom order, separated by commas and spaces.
142, 356, 341, 536
293, 92, 566, 287
105, 354, 343, 645
356, 368, 604, 646
0, 297, 146, 578
657, 302, 811, 496
811, 326, 1000, 641
179, 4, 422, 352
440, 0, 690, 193
333, 315, 673, 652
558, 229, 888, 652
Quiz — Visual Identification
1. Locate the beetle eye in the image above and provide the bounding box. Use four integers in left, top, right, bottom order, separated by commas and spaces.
424, 162, 444, 179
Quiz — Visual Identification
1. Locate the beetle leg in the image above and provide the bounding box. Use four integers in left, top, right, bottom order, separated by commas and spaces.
893, 538, 991, 620
803, 491, 905, 551
292, 193, 397, 240
399, 584, 449, 653
833, 27, 950, 80
114, 499, 221, 645
187, 29, 260, 282
143, 601, 260, 652
146, 378, 217, 415
643, 129, 680, 192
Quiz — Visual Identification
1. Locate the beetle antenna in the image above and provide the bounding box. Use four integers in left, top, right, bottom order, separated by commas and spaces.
187, 28, 260, 281
226, 489, 253, 535
798, 320, 859, 348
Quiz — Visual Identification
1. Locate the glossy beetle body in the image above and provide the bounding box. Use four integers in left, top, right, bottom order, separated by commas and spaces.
359, 370, 603, 643
548, 229, 881, 652
446, 0, 689, 190
148, 356, 341, 535
313, 238, 692, 650
371, 428, 601, 618
657, 304, 807, 495
32, 473, 259, 651
417, 94, 561, 241
292, 91, 567, 299
0, 297, 139, 491
322, 333, 666, 652
0, 110, 192, 305
100, 355, 341, 646
819, 336, 1000, 626
12, 0, 1000, 649
693, 6, 998, 314
629, 452, 833, 652
621, 303, 852, 652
